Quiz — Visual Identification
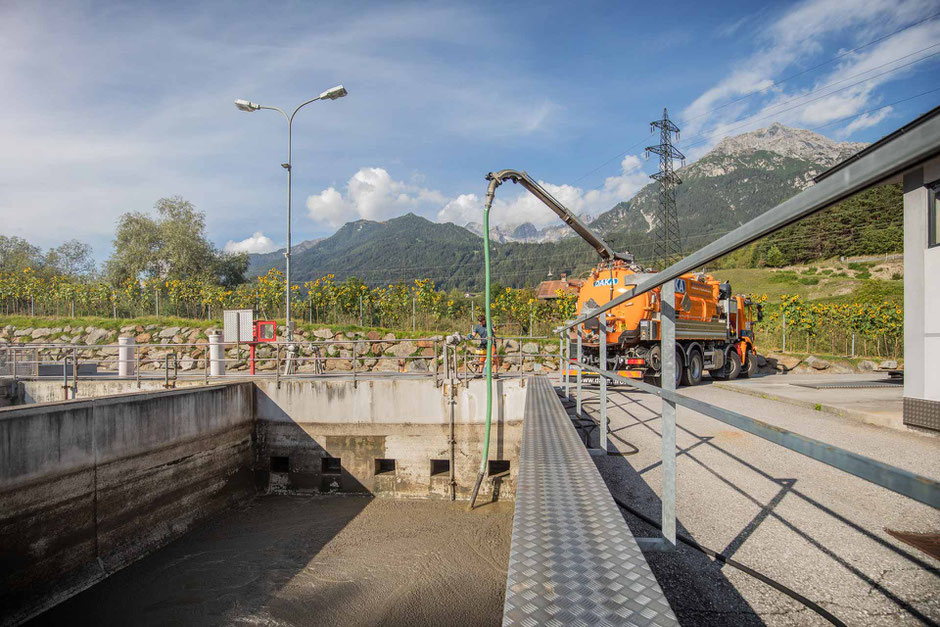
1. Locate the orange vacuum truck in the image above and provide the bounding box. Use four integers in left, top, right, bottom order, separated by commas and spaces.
572, 261, 763, 386
483, 169, 763, 387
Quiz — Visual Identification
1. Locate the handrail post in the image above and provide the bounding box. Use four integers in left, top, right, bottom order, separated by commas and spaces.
576, 328, 583, 418
660, 278, 677, 548
432, 339, 438, 387
599, 312, 608, 452
135, 345, 141, 388
352, 342, 358, 388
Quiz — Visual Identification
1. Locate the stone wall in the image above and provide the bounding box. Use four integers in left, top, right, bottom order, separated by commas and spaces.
0, 383, 255, 626
0, 323, 562, 375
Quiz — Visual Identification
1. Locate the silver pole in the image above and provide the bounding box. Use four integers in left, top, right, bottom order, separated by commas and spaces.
564, 332, 570, 398
558, 335, 564, 386
782, 312, 787, 352
576, 328, 582, 418
660, 279, 677, 548
599, 313, 607, 453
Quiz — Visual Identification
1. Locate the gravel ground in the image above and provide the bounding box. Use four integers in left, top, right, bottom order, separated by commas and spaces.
29, 496, 513, 627
570, 381, 940, 626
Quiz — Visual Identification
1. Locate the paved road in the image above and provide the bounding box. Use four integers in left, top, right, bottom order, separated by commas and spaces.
568, 381, 939, 626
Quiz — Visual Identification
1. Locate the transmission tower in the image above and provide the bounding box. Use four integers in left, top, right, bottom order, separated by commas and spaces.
646, 108, 685, 269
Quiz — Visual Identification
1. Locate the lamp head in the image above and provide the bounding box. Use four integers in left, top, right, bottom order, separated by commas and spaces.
319, 85, 347, 100
235, 99, 260, 112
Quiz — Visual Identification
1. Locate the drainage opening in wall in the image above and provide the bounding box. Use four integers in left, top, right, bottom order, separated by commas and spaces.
375, 459, 396, 475
488, 460, 510, 476
270, 456, 290, 473
430, 459, 450, 477
321, 457, 342, 475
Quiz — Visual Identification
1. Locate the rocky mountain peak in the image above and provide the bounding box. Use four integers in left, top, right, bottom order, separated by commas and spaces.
709, 122, 867, 168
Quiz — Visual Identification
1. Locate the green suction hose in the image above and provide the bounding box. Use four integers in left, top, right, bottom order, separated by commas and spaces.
468, 180, 498, 510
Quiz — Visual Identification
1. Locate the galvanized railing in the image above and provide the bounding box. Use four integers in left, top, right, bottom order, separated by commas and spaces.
553, 115, 940, 547
0, 335, 561, 391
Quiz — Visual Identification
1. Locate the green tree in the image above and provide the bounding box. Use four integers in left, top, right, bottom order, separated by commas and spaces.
105, 196, 247, 286
0, 236, 43, 273
765, 245, 786, 268
44, 239, 96, 279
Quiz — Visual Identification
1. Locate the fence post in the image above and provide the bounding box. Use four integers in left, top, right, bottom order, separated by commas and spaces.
576, 327, 583, 418
851, 332, 855, 357
599, 312, 608, 453
564, 331, 570, 399
660, 279, 677, 548
782, 312, 787, 352
118, 336, 136, 378
558, 334, 564, 387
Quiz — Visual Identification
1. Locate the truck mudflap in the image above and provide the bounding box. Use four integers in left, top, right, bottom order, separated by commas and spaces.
563, 369, 644, 384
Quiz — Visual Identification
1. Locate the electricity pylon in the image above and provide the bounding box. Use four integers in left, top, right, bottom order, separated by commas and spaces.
646, 108, 685, 269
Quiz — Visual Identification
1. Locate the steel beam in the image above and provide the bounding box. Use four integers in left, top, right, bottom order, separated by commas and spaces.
576, 329, 583, 417
598, 313, 608, 452
556, 112, 940, 332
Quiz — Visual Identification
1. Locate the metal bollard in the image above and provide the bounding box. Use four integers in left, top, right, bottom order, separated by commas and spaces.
118, 336, 136, 377
209, 332, 225, 376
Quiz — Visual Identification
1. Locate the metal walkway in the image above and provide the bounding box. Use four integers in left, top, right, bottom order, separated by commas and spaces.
503, 376, 677, 626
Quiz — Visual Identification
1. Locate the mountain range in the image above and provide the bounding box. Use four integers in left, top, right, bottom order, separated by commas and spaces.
247, 123, 874, 290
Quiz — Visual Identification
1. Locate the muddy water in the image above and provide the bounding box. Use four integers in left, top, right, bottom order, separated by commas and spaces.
30, 496, 513, 627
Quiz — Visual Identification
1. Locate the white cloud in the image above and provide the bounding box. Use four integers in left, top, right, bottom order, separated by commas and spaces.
839, 106, 893, 136
306, 167, 448, 228
681, 0, 940, 152
224, 232, 278, 254
435, 155, 649, 227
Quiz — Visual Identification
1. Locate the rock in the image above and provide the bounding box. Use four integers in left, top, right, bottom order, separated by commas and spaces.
120, 325, 137, 333
73, 326, 84, 334
544, 344, 558, 354
136, 332, 152, 343
159, 327, 180, 338
417, 340, 434, 349
830, 362, 854, 374
367, 330, 382, 341
362, 358, 378, 369
86, 328, 112, 345
30, 328, 52, 339
406, 358, 428, 372
326, 359, 352, 372
522, 342, 539, 355
504, 339, 519, 352
374, 358, 402, 372
13, 329, 30, 337
383, 332, 396, 341
857, 360, 878, 371
179, 356, 196, 371
879, 360, 898, 370
387, 340, 418, 358
313, 328, 334, 339
806, 355, 830, 370
145, 324, 157, 331
70, 335, 83, 345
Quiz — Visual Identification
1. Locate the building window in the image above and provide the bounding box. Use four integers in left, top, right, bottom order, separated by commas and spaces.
930, 183, 940, 248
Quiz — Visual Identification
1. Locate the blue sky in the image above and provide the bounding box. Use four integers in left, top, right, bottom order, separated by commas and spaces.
1, 0, 939, 261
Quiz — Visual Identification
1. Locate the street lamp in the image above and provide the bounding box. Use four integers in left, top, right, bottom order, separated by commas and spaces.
234, 85, 347, 371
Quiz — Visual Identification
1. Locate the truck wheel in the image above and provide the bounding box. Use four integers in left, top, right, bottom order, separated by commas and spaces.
682, 349, 704, 386
727, 350, 742, 380
739, 351, 758, 378
652, 348, 683, 387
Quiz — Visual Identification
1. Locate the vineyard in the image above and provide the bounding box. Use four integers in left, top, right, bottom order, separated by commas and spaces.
0, 268, 577, 337
0, 268, 905, 357
756, 294, 904, 359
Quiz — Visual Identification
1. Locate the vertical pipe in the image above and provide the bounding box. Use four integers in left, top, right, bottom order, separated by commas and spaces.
576, 329, 583, 417
135, 345, 141, 388
660, 279, 677, 547
558, 335, 564, 386
564, 332, 570, 398
599, 313, 607, 452
782, 312, 787, 352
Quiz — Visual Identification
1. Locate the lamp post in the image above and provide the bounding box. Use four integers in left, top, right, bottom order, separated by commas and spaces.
234, 85, 347, 369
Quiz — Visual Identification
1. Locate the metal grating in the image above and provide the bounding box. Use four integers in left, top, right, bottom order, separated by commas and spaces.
503, 376, 677, 626
903, 397, 940, 431
793, 380, 902, 390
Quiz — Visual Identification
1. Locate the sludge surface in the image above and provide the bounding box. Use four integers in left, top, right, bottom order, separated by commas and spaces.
28, 495, 513, 627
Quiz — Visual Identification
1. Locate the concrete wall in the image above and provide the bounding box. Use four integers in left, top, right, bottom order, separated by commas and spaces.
253, 378, 526, 500
0, 383, 255, 626
17, 378, 205, 405
903, 157, 940, 430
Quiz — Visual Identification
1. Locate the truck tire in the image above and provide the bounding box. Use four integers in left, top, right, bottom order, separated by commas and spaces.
739, 350, 758, 378
681, 349, 704, 386
727, 350, 742, 380
651, 348, 683, 388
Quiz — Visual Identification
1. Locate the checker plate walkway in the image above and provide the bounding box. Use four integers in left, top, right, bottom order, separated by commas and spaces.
503, 376, 677, 626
